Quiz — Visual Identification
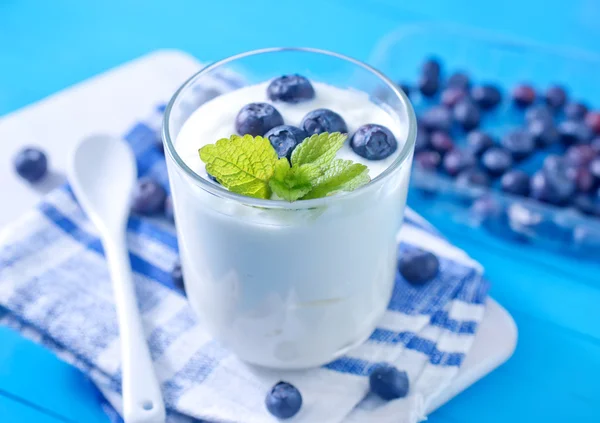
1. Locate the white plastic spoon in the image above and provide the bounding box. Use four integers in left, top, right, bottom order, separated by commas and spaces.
69, 134, 166, 423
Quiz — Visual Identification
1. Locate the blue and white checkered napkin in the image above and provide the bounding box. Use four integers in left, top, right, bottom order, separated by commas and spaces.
0, 75, 488, 423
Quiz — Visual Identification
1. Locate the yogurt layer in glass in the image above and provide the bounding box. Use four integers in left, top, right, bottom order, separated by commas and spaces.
163, 48, 416, 369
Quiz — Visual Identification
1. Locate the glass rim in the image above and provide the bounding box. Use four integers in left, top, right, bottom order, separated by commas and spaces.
162, 47, 417, 210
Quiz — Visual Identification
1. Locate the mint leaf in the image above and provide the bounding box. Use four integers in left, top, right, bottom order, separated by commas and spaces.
302, 159, 370, 200
291, 132, 346, 169
199, 134, 278, 199
269, 159, 314, 202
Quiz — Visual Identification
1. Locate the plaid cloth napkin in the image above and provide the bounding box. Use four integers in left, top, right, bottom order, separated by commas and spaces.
0, 73, 488, 423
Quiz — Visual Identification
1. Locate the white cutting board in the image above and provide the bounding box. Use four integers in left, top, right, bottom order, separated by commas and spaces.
0, 49, 517, 414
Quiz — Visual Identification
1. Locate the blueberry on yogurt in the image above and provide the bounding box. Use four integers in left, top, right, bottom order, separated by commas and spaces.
235, 102, 284, 136
265, 381, 302, 419
369, 364, 409, 400
350, 124, 397, 160
301, 108, 348, 135
264, 125, 308, 160
13, 147, 48, 183
267, 75, 315, 103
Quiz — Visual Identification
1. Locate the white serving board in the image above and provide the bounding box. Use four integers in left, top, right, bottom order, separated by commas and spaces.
0, 50, 517, 415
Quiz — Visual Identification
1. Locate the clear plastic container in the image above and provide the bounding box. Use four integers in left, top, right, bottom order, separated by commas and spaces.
370, 23, 600, 260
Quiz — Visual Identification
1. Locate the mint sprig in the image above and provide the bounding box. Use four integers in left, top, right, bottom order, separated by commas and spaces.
199, 132, 370, 201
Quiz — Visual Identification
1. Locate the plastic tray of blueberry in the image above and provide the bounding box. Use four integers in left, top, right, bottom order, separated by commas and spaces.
370, 24, 600, 260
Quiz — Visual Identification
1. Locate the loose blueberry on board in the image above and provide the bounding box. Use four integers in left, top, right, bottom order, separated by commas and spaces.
13, 147, 48, 183
456, 169, 491, 187
414, 129, 431, 153
525, 104, 553, 124
565, 145, 596, 167
429, 131, 455, 156
421, 106, 453, 132
501, 170, 530, 197
544, 85, 568, 109
564, 102, 588, 120
558, 120, 593, 145
164, 196, 174, 222
235, 103, 284, 137
467, 130, 494, 157
471, 84, 502, 110
369, 364, 409, 400
350, 124, 398, 160
568, 167, 595, 193
512, 84, 536, 107
422, 57, 441, 77
441, 87, 466, 108
543, 154, 569, 176
414, 151, 442, 171
453, 100, 481, 131
481, 147, 513, 177
530, 170, 575, 206
443, 149, 475, 177
264, 125, 308, 160
446, 71, 471, 90
131, 177, 167, 215
399, 249, 440, 285
171, 261, 185, 291
267, 75, 315, 103
585, 111, 600, 134
301, 108, 348, 135
265, 381, 303, 419
418, 74, 439, 97
500, 129, 535, 161
527, 118, 560, 147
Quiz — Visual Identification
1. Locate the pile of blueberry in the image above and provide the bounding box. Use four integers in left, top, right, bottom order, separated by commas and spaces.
406, 57, 600, 217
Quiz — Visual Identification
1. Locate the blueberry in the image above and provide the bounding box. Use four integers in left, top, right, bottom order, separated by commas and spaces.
456, 169, 491, 187
131, 177, 167, 215
501, 170, 530, 196
369, 364, 409, 400
573, 194, 599, 215
441, 88, 466, 108
467, 131, 494, 157
399, 249, 439, 285
545, 85, 568, 109
564, 102, 588, 120
558, 120, 593, 145
301, 108, 347, 135
530, 170, 575, 205
235, 103, 284, 136
585, 111, 600, 134
206, 169, 219, 184
414, 151, 441, 171
446, 72, 470, 90
13, 147, 48, 183
418, 74, 439, 97
422, 57, 441, 77
171, 261, 184, 290
430, 131, 454, 156
481, 147, 513, 177
500, 129, 535, 161
527, 119, 559, 147
453, 100, 480, 131
591, 158, 600, 181
165, 195, 174, 221
443, 149, 475, 176
512, 84, 536, 107
543, 154, 568, 175
267, 75, 315, 103
264, 125, 307, 160
525, 105, 553, 124
565, 145, 596, 167
568, 167, 595, 193
414, 129, 430, 153
350, 124, 397, 160
265, 382, 302, 419
471, 84, 502, 110
591, 137, 600, 155
421, 106, 452, 132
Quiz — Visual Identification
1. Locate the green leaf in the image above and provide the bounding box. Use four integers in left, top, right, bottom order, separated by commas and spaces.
269, 159, 314, 202
291, 132, 347, 169
199, 134, 278, 199
302, 159, 370, 200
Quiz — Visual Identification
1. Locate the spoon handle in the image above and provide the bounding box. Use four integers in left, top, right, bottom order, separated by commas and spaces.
103, 231, 166, 423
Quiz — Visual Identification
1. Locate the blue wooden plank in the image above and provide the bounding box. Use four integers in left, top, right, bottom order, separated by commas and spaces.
0, 394, 69, 423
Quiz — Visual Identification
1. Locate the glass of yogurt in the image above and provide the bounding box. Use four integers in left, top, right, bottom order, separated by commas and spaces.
163, 48, 416, 369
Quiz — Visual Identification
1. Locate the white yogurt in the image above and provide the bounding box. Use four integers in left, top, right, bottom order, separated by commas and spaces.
167, 81, 413, 368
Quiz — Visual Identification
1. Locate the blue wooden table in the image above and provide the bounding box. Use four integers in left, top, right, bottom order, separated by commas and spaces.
1, 1, 600, 422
